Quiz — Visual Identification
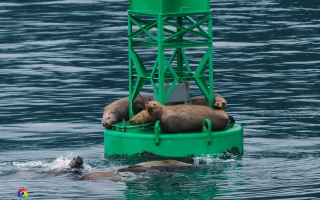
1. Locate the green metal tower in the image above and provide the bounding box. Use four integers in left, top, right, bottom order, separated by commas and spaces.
103, 0, 244, 158
128, 0, 213, 118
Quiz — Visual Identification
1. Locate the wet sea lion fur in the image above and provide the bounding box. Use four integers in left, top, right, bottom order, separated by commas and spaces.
79, 171, 125, 181
129, 93, 228, 125
191, 93, 227, 109
102, 94, 152, 128
145, 101, 229, 133
68, 156, 84, 169
117, 160, 192, 173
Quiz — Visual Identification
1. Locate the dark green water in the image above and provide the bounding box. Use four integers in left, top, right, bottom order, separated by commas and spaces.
1, 0, 320, 199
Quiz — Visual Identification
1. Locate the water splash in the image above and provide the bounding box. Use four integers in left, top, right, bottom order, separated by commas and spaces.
193, 153, 239, 165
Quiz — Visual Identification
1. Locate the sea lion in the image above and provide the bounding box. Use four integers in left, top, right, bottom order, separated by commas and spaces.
191, 93, 227, 109
79, 171, 125, 181
129, 93, 227, 125
129, 110, 153, 124
68, 156, 84, 169
39, 156, 84, 175
145, 101, 229, 133
79, 160, 192, 180
102, 94, 153, 128
117, 160, 192, 173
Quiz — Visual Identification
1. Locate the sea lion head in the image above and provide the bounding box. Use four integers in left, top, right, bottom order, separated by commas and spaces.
214, 101, 227, 109
129, 110, 153, 124
69, 156, 84, 169
102, 111, 120, 128
214, 93, 227, 109
129, 113, 143, 124
145, 101, 163, 120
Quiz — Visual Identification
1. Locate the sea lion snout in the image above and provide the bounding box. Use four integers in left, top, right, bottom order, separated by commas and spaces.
102, 114, 114, 128
102, 121, 112, 128
145, 101, 152, 111
215, 102, 226, 109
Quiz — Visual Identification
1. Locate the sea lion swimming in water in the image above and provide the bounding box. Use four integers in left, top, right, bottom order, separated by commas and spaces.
117, 160, 192, 173
79, 171, 125, 181
68, 156, 84, 169
79, 160, 192, 181
39, 156, 84, 175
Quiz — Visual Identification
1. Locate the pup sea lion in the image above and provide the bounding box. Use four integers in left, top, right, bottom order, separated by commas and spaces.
79, 171, 125, 181
117, 160, 192, 173
145, 101, 229, 133
191, 93, 227, 109
102, 94, 153, 128
129, 110, 153, 124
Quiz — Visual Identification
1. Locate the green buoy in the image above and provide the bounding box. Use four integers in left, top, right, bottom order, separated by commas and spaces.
104, 0, 243, 158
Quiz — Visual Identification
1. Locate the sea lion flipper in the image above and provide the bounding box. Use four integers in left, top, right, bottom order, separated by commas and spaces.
228, 115, 235, 123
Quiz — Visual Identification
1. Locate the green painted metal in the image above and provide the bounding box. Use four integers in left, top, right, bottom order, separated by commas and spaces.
104, 122, 243, 157
129, 0, 210, 14
103, 0, 244, 158
128, 4, 214, 118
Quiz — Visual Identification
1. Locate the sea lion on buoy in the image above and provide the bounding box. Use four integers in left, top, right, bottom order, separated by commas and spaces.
145, 101, 229, 133
117, 160, 192, 173
102, 94, 153, 128
129, 110, 153, 124
79, 171, 125, 181
129, 93, 228, 125
191, 93, 227, 109
68, 156, 84, 169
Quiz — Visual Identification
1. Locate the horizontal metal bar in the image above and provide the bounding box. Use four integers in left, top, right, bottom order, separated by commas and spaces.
132, 40, 212, 49
128, 11, 212, 17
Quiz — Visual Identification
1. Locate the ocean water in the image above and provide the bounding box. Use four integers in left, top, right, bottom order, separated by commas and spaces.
1, 0, 320, 199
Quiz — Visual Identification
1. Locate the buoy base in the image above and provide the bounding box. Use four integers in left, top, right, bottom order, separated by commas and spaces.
104, 121, 243, 158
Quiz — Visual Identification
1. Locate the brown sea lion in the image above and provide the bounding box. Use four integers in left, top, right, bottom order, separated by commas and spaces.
39, 156, 84, 175
102, 94, 153, 128
129, 93, 227, 125
79, 171, 125, 181
129, 110, 153, 124
68, 156, 84, 169
145, 101, 229, 133
117, 160, 192, 173
191, 93, 227, 109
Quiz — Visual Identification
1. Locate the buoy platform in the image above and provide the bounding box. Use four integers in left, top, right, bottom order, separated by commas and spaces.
103, 0, 244, 158
104, 121, 243, 157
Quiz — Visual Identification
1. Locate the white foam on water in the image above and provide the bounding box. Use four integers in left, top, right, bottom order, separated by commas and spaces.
13, 160, 49, 168
193, 153, 237, 165
44, 153, 92, 171
45, 156, 71, 171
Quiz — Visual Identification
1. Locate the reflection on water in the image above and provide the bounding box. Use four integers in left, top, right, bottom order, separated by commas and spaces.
0, 0, 320, 199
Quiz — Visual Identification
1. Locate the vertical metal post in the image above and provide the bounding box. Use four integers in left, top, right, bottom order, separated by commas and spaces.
128, 13, 134, 118
208, 12, 214, 108
177, 16, 183, 80
157, 15, 165, 104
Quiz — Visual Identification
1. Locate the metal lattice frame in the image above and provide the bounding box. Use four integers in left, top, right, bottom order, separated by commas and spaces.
128, 11, 213, 118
